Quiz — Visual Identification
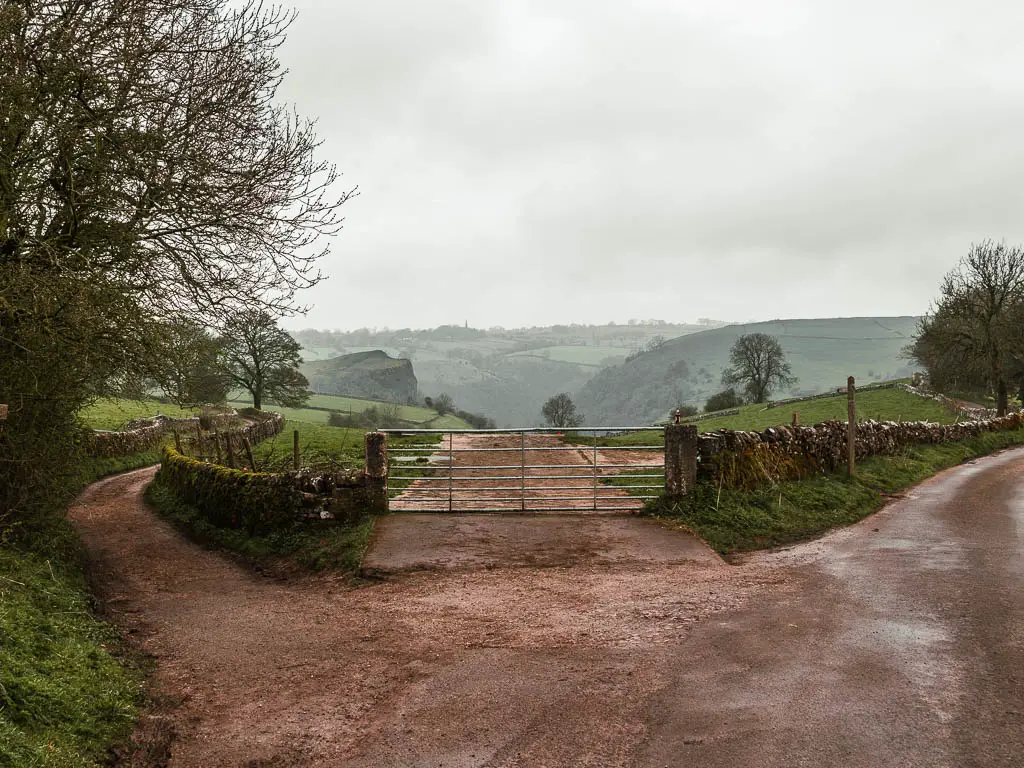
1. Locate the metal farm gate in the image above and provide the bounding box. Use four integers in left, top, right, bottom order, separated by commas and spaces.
382, 427, 664, 513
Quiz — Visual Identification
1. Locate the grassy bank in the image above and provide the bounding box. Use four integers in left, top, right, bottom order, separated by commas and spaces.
0, 452, 159, 767
80, 450, 163, 484
648, 428, 1024, 554
78, 399, 198, 430
575, 387, 957, 448
145, 479, 375, 574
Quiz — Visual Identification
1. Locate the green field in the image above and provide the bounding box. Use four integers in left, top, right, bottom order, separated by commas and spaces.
251, 421, 440, 471
506, 345, 629, 367
229, 395, 473, 430
577, 388, 957, 447
577, 316, 922, 424
79, 399, 198, 430
304, 393, 439, 421
692, 387, 954, 433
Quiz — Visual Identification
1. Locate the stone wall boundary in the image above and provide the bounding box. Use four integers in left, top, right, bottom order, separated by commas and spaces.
697, 412, 1024, 489
156, 446, 372, 530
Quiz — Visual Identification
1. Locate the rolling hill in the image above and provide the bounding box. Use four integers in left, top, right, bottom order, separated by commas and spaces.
575, 317, 922, 425
292, 321, 719, 425
302, 350, 418, 403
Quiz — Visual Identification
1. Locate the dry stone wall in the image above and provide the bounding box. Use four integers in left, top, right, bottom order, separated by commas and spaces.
183, 410, 286, 461
697, 412, 1024, 489
89, 409, 284, 459
157, 447, 372, 531
88, 414, 200, 458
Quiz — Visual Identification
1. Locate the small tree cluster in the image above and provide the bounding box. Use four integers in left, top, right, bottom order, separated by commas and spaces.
542, 393, 584, 428
910, 240, 1024, 414
705, 388, 743, 412
424, 394, 494, 429
328, 403, 402, 429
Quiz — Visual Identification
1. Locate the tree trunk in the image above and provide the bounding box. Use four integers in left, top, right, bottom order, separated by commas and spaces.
252, 389, 262, 410
991, 352, 1007, 417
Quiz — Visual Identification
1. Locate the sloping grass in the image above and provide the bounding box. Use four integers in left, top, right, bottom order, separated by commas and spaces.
578, 388, 957, 448
228, 398, 474, 430
80, 451, 164, 482
648, 428, 1024, 554
692, 387, 953, 433
0, 535, 145, 767
79, 399, 197, 430
251, 422, 442, 471
249, 422, 367, 469
304, 393, 438, 421
0, 451, 157, 767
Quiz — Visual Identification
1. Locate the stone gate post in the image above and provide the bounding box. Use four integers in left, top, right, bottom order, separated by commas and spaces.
665, 424, 698, 497
364, 431, 389, 513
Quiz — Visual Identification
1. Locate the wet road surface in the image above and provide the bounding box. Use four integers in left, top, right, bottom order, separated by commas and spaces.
640, 448, 1024, 767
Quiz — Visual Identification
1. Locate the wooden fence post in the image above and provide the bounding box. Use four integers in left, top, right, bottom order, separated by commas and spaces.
293, 429, 300, 471
173, 431, 182, 454
792, 412, 799, 427
214, 430, 222, 464
847, 376, 856, 477
242, 436, 257, 472
225, 433, 236, 469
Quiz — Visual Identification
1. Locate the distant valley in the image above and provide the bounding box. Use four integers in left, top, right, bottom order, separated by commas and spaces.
292, 317, 922, 427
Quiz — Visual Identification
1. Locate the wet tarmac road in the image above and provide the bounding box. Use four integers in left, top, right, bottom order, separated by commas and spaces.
640, 448, 1024, 767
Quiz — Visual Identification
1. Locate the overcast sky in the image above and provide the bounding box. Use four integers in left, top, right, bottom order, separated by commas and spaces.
275, 0, 1024, 331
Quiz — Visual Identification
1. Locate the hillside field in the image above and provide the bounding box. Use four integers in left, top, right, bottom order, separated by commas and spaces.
292, 321, 712, 426
585, 387, 956, 447
576, 316, 922, 425
230, 392, 473, 430
80, 399, 199, 430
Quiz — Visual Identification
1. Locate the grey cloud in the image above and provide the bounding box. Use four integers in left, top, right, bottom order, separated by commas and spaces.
275, 0, 1024, 330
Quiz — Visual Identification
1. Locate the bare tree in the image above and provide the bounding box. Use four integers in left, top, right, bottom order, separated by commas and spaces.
1, 1, 353, 323
433, 393, 454, 416
542, 393, 584, 428
721, 334, 797, 404
220, 310, 307, 410
156, 319, 230, 407
1, 0, 349, 527
910, 240, 1024, 415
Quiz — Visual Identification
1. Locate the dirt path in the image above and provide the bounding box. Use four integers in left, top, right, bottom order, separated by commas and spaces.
389, 434, 662, 513
71, 468, 776, 766
73, 448, 1024, 766
361, 513, 717, 574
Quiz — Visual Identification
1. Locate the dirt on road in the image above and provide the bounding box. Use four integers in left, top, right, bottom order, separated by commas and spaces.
71, 468, 779, 766
71, 447, 1024, 767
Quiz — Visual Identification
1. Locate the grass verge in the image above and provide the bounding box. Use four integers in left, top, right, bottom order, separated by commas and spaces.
79, 450, 163, 485
144, 479, 375, 575
0, 452, 161, 768
646, 428, 1024, 555
567, 388, 962, 449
